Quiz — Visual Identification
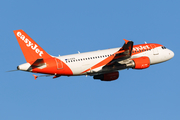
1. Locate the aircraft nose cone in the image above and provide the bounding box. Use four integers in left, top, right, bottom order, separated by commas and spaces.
167, 50, 174, 60
169, 50, 174, 59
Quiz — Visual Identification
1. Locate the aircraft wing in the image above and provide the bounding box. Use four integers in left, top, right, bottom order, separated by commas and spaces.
82, 39, 133, 75
95, 39, 134, 74
111, 39, 133, 63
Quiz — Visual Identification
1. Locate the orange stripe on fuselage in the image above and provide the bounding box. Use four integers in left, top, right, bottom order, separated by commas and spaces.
131, 43, 162, 55
32, 57, 73, 76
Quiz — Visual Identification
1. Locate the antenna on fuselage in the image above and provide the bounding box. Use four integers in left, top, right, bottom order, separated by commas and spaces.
145, 41, 147, 44
78, 51, 80, 54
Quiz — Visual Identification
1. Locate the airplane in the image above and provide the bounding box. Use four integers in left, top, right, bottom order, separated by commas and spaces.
13, 30, 174, 81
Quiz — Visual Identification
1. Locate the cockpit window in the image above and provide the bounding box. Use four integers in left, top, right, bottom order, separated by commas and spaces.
161, 46, 166, 49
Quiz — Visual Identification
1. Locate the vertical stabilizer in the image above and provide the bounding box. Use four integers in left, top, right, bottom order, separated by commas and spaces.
14, 30, 51, 63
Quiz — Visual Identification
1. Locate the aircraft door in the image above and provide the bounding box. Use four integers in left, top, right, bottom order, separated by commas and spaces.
151, 45, 159, 55
55, 58, 63, 69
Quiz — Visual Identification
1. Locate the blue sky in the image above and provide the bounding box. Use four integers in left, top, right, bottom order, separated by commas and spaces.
0, 0, 179, 120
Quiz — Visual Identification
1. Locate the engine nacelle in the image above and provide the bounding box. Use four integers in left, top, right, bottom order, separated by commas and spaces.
93, 71, 119, 81
132, 56, 150, 69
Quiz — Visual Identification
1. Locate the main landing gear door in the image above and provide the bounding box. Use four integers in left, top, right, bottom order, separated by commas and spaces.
55, 59, 63, 69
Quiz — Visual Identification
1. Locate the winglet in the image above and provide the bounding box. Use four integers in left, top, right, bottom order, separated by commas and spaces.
123, 39, 129, 44
118, 39, 134, 58
33, 74, 38, 80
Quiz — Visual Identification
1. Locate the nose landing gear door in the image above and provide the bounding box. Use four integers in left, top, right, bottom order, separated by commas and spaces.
55, 59, 63, 69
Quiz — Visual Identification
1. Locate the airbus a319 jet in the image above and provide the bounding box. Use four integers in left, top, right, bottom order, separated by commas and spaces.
13, 30, 174, 81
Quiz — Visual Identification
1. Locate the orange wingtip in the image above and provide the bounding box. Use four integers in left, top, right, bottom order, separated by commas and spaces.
33, 74, 38, 80
123, 39, 129, 44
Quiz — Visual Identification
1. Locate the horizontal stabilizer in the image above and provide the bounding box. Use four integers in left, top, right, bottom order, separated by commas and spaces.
31, 58, 45, 68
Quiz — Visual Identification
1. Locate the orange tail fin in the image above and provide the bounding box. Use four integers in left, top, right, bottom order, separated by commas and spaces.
14, 30, 51, 63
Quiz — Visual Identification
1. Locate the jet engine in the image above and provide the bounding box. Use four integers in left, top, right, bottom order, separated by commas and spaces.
93, 71, 119, 81
132, 56, 150, 69
125, 56, 150, 69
